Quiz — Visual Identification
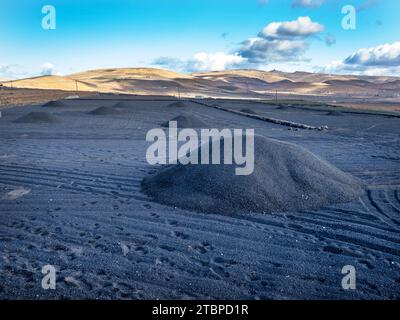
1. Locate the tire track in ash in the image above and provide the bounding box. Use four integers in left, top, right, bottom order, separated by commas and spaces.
383, 190, 400, 215
395, 190, 400, 206
137, 188, 400, 265
365, 189, 400, 228
0, 163, 140, 185
2, 164, 399, 246
0, 164, 148, 202
1, 166, 399, 298
229, 210, 400, 258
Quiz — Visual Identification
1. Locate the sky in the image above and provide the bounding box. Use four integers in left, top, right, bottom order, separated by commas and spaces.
0, 0, 399, 79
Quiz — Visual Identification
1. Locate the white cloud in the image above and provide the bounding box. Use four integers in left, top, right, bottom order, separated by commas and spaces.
0, 64, 29, 79
0, 63, 61, 79
261, 16, 324, 39
41, 63, 55, 75
239, 17, 323, 65
322, 42, 400, 76
190, 52, 244, 71
322, 60, 400, 76
239, 37, 308, 63
292, 0, 325, 8
153, 16, 324, 72
344, 42, 400, 67
153, 52, 244, 72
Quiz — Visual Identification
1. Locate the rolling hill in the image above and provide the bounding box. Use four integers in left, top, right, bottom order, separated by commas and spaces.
3, 67, 400, 101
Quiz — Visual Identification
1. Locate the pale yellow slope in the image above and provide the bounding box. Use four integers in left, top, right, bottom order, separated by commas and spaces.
6, 67, 193, 93
193, 70, 289, 83
66, 67, 193, 93
6, 67, 399, 97
6, 75, 98, 92
71, 67, 193, 80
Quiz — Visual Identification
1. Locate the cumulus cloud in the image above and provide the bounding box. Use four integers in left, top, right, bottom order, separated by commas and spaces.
41, 63, 55, 75
322, 60, 400, 76
189, 52, 245, 71
239, 16, 323, 65
344, 42, 400, 67
153, 52, 244, 72
153, 16, 324, 72
260, 16, 324, 39
239, 37, 308, 63
292, 0, 325, 8
322, 42, 400, 76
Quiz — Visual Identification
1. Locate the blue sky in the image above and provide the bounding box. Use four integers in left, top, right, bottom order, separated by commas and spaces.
0, 0, 399, 78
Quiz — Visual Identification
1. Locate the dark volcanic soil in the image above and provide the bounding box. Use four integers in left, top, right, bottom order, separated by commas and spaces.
0, 96, 399, 300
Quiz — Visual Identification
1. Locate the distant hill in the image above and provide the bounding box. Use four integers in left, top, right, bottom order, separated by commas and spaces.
2, 75, 96, 91
4, 67, 400, 99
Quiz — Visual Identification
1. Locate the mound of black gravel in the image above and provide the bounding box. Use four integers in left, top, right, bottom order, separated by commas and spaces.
42, 100, 66, 107
276, 105, 290, 110
166, 101, 188, 108
88, 106, 123, 115
162, 115, 207, 128
113, 101, 132, 109
13, 112, 61, 124
142, 135, 364, 214
326, 111, 344, 116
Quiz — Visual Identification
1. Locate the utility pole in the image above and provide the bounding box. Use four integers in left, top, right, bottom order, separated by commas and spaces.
75, 80, 79, 92
275, 89, 278, 102
177, 87, 181, 100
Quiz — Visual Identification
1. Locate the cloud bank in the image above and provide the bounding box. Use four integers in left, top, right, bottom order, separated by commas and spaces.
153, 16, 324, 72
323, 42, 400, 76
153, 53, 244, 73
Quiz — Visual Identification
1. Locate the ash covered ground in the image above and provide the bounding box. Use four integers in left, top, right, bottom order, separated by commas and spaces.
0, 96, 399, 299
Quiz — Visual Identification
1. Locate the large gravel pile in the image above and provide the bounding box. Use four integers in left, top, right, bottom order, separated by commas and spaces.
166, 101, 188, 108
13, 112, 61, 124
162, 115, 207, 128
42, 100, 66, 107
142, 135, 364, 214
113, 101, 132, 109
88, 106, 123, 115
